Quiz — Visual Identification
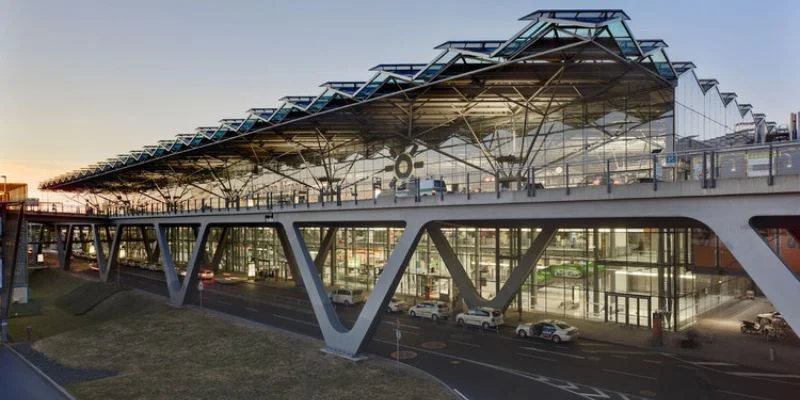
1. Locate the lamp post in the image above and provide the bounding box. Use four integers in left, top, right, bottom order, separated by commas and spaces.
1, 175, 6, 201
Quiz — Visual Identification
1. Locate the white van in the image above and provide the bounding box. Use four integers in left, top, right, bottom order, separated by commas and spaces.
395, 178, 446, 198
329, 288, 365, 305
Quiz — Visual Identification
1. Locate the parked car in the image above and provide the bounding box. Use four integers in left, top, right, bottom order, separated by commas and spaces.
456, 307, 504, 329
387, 297, 407, 313
756, 311, 783, 325
516, 319, 579, 343
329, 288, 365, 305
178, 267, 215, 280
409, 301, 450, 321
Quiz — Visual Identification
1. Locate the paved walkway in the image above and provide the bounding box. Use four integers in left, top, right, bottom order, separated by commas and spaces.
0, 346, 71, 400
503, 299, 800, 374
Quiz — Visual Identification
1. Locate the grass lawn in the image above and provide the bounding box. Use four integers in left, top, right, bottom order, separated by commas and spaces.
26, 271, 453, 400
8, 269, 159, 341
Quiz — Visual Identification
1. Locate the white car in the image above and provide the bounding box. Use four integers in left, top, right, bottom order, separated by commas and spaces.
409, 301, 450, 321
329, 288, 365, 306
456, 307, 504, 329
387, 297, 407, 313
516, 319, 579, 344
756, 311, 783, 325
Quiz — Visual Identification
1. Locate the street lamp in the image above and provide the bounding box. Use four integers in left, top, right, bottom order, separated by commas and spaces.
1, 175, 6, 201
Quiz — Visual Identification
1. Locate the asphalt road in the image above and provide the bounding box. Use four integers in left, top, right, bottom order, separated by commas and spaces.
0, 346, 71, 400
92, 266, 800, 400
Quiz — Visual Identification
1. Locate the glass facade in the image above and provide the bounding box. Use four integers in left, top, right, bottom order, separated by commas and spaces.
110, 224, 769, 330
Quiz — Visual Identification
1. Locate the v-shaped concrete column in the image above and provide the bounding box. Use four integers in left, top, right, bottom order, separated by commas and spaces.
429, 225, 557, 311
56, 224, 75, 271
98, 225, 122, 283
208, 227, 228, 272
704, 216, 800, 335
91, 224, 108, 280
281, 220, 424, 357
275, 227, 303, 288
154, 223, 210, 306
314, 227, 338, 270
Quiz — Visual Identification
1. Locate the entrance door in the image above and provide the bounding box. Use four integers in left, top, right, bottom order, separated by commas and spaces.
605, 293, 651, 328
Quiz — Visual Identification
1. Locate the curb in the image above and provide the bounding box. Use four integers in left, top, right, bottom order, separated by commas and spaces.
3, 344, 76, 400
578, 333, 800, 375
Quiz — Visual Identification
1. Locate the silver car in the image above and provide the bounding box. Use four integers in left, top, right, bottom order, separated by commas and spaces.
516, 319, 579, 343
409, 301, 450, 321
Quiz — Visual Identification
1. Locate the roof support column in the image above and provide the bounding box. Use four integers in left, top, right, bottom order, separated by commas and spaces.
490, 226, 556, 311
155, 223, 210, 306
314, 227, 338, 271
280, 219, 425, 358
275, 226, 303, 288
427, 226, 482, 308
91, 224, 108, 281
208, 227, 228, 273
99, 225, 122, 283
703, 217, 800, 335
431, 225, 556, 311
56, 224, 75, 271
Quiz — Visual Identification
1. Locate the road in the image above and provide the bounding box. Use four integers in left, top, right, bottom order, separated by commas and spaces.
0, 346, 71, 400
94, 265, 800, 400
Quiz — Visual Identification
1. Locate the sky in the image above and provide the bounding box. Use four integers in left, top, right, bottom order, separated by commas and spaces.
1, 0, 798, 203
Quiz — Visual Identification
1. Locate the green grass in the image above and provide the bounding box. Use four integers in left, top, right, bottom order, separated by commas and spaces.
21, 270, 453, 400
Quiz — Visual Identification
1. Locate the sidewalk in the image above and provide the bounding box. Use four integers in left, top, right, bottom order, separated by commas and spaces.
503, 305, 800, 374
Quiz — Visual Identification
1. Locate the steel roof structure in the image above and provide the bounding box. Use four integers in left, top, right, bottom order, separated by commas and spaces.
40, 9, 750, 200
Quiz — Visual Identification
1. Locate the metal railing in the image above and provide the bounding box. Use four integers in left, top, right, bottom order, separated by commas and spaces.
31, 142, 800, 218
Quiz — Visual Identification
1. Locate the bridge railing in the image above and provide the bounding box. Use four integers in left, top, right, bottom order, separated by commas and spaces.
75, 141, 800, 218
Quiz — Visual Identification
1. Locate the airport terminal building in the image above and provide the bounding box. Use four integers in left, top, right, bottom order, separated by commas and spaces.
34, 9, 798, 340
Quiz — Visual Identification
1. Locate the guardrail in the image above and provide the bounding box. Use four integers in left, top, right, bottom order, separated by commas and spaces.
30, 142, 800, 218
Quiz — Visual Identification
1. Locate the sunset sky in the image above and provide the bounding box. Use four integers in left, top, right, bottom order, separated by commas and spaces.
2, 0, 798, 204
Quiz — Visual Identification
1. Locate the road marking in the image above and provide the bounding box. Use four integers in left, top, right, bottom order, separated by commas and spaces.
516, 352, 557, 362
381, 320, 420, 330
715, 389, 776, 400
601, 368, 657, 381
448, 339, 480, 348
642, 359, 662, 365
584, 350, 652, 355
375, 339, 641, 400
271, 313, 317, 327
579, 342, 616, 347
244, 307, 259, 313
728, 372, 800, 379
691, 361, 738, 367
520, 346, 586, 360
399, 330, 420, 336
453, 388, 470, 400
676, 364, 697, 370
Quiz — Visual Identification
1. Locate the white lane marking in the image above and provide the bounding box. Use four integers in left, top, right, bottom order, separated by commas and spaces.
715, 389, 776, 400
375, 339, 640, 400
642, 359, 663, 365
601, 368, 657, 381
666, 354, 800, 387
271, 313, 317, 327
521, 346, 586, 360
728, 372, 800, 379
516, 352, 557, 362
448, 339, 480, 348
381, 320, 421, 330
244, 307, 259, 313
691, 361, 738, 367
400, 330, 420, 336
453, 388, 470, 400
584, 350, 652, 355
676, 364, 697, 371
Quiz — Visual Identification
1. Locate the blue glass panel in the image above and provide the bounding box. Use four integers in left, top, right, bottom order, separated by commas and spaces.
355, 74, 389, 100
496, 21, 548, 57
